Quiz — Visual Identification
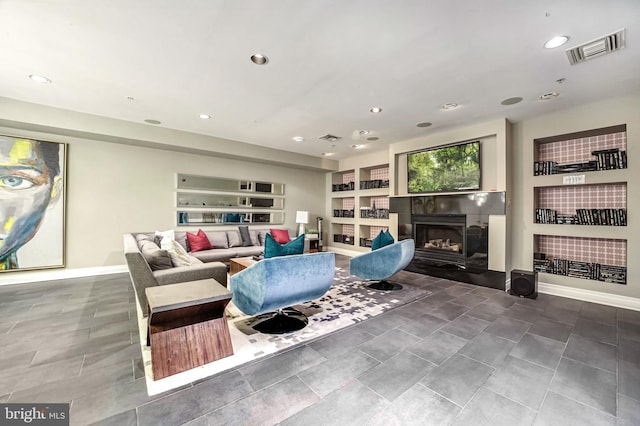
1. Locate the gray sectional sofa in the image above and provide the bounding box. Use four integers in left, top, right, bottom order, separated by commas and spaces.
123, 228, 299, 315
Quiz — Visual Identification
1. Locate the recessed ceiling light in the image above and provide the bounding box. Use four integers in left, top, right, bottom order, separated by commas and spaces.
416, 122, 432, 128
500, 97, 523, 105
351, 144, 365, 149
366, 137, 379, 141
29, 74, 51, 84
144, 119, 162, 125
292, 136, 304, 142
321, 152, 333, 156
359, 130, 369, 135
441, 103, 459, 110
544, 36, 569, 49
126, 96, 135, 101
369, 107, 382, 113
250, 54, 269, 65
199, 113, 211, 119
539, 92, 559, 100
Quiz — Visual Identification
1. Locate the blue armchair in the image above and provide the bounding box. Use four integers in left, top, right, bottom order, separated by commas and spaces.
229, 252, 335, 333
350, 239, 415, 290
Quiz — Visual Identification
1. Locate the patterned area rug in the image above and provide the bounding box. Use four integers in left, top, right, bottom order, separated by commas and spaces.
139, 267, 430, 395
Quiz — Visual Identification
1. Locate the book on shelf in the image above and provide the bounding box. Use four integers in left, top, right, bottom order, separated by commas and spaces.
533, 252, 626, 284
575, 208, 626, 226
534, 148, 626, 175
591, 148, 628, 171
535, 208, 557, 224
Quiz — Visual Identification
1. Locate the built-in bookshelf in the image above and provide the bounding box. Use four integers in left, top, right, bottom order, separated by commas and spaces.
533, 124, 627, 175
534, 183, 627, 225
330, 164, 390, 251
534, 235, 626, 284
532, 124, 628, 285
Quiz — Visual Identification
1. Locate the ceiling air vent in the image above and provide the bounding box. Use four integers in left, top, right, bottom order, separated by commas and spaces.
566, 28, 625, 65
318, 134, 342, 142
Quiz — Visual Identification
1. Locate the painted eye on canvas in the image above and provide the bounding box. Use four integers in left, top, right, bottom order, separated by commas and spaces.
0, 175, 35, 189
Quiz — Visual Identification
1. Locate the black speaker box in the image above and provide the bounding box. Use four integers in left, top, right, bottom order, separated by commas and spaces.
510, 269, 538, 299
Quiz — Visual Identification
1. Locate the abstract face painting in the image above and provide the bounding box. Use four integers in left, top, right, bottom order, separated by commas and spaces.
0, 136, 65, 271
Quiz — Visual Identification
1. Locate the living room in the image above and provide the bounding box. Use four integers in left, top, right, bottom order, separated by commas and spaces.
2, 94, 638, 307
1, 1, 639, 425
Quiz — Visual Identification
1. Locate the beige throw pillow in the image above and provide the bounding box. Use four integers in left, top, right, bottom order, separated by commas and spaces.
162, 239, 193, 267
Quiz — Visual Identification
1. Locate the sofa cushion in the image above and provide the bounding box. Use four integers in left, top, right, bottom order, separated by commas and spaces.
248, 229, 260, 246
270, 228, 291, 244
204, 231, 229, 249
190, 248, 237, 263
238, 226, 252, 247
187, 229, 213, 252
174, 232, 189, 251
371, 229, 394, 251
258, 230, 269, 246
135, 233, 154, 243
152, 261, 228, 287
163, 239, 193, 267
264, 233, 304, 258
139, 239, 173, 270
230, 246, 264, 258
227, 230, 242, 248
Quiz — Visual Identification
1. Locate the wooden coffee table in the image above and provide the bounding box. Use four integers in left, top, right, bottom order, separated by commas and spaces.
229, 256, 259, 276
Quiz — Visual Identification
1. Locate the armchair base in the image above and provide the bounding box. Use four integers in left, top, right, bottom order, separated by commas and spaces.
252, 307, 309, 334
367, 280, 403, 291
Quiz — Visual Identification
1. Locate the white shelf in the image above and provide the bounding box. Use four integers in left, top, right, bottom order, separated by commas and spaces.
532, 168, 628, 188
359, 218, 391, 226
331, 218, 356, 225
330, 191, 355, 198
531, 223, 628, 239
358, 188, 390, 196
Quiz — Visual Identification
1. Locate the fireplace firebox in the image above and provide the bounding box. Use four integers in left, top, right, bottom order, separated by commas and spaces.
414, 215, 466, 265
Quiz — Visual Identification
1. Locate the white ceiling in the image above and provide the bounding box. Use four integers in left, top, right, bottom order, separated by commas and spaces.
1, 0, 639, 160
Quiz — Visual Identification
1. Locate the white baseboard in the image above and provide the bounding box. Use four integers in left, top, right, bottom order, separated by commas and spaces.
0, 264, 129, 286
538, 281, 640, 311
507, 278, 640, 312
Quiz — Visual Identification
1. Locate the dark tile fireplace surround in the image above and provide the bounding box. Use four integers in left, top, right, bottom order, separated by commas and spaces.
390, 192, 506, 289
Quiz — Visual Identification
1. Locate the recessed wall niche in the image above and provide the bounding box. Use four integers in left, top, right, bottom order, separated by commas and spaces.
176, 174, 285, 226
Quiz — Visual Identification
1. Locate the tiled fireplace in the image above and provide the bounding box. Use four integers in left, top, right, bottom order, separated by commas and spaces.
390, 192, 506, 289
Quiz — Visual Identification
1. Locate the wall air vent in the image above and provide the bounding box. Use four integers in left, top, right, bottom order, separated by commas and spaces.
565, 28, 625, 65
318, 134, 342, 142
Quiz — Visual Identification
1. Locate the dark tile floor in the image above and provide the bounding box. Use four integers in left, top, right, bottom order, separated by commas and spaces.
1, 255, 639, 425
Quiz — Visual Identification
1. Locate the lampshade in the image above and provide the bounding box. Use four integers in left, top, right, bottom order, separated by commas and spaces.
295, 211, 309, 224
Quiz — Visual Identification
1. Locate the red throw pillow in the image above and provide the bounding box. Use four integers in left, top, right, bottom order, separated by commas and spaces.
270, 229, 291, 244
186, 229, 212, 252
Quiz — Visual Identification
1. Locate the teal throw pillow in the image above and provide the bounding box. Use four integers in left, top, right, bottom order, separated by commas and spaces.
371, 229, 394, 251
264, 233, 305, 258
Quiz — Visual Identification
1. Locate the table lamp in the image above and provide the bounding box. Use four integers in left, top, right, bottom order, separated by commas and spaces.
296, 211, 309, 236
